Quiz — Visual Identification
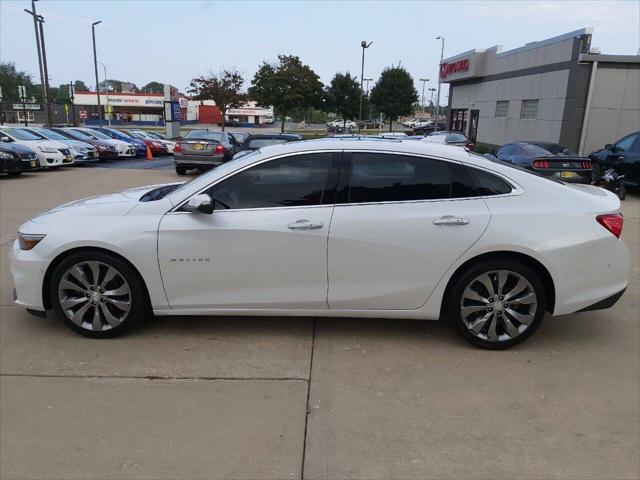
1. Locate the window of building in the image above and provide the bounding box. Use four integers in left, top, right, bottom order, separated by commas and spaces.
495, 101, 509, 118
520, 99, 538, 119
450, 109, 467, 133
206, 153, 332, 210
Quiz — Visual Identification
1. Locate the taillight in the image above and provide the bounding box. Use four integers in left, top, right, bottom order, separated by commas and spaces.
214, 144, 224, 155
582, 160, 592, 169
533, 159, 550, 169
174, 143, 182, 153
465, 142, 475, 151
596, 213, 624, 238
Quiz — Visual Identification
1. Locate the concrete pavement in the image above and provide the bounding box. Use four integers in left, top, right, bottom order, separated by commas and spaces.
0, 166, 638, 479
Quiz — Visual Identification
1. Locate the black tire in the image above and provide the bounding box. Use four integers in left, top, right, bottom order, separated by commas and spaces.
175, 166, 187, 175
49, 250, 149, 338
618, 185, 626, 201
446, 259, 546, 349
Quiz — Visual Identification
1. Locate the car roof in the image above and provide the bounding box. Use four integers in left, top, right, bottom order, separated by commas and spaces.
246, 134, 301, 139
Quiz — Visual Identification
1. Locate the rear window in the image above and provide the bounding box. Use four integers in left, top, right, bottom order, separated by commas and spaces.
466, 167, 513, 195
247, 138, 289, 149
446, 133, 468, 143
184, 131, 225, 142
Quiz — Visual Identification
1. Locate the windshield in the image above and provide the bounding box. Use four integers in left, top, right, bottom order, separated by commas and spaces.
184, 131, 224, 142
446, 133, 468, 143
2, 128, 43, 141
31, 128, 67, 141
246, 138, 289, 148
59, 129, 89, 140
80, 129, 110, 140
104, 129, 129, 139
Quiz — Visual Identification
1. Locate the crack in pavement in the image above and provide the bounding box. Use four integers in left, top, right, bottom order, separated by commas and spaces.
0, 373, 309, 382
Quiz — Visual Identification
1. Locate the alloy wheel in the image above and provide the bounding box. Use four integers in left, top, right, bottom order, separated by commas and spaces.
459, 270, 537, 342
57, 261, 131, 332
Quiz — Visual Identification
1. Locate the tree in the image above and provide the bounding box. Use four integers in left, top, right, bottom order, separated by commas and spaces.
141, 81, 164, 94
370, 66, 418, 131
249, 55, 324, 133
325, 72, 360, 129
73, 80, 89, 92
189, 69, 245, 131
0, 62, 36, 102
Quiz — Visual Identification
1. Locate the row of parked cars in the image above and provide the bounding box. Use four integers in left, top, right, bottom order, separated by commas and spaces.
0, 126, 177, 176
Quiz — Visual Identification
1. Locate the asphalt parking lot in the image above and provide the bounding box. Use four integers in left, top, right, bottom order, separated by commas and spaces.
1, 165, 638, 479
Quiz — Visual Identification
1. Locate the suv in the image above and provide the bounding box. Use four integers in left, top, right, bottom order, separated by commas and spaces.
590, 132, 640, 188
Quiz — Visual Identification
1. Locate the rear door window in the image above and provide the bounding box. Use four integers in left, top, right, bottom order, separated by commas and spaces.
466, 167, 513, 195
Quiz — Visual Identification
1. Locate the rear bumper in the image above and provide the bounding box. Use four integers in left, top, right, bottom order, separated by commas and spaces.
534, 169, 592, 184
174, 153, 224, 166
578, 288, 626, 312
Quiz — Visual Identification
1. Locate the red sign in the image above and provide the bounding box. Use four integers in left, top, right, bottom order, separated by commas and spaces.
440, 58, 471, 80
79, 110, 88, 119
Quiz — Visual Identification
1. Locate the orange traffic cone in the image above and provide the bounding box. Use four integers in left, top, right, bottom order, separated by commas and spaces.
146, 145, 153, 160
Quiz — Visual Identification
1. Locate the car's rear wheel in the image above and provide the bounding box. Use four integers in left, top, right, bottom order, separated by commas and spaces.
175, 166, 187, 175
447, 260, 546, 349
50, 251, 148, 338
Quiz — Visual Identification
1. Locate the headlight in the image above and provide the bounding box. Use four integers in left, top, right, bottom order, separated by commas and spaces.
18, 233, 46, 250
151, 142, 163, 147
38, 146, 59, 154
96, 145, 106, 151
0, 151, 16, 160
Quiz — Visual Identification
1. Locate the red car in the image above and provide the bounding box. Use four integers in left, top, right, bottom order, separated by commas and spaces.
128, 131, 169, 156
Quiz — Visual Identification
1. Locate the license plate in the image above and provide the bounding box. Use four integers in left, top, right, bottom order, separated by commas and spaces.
30, 161, 37, 167
193, 143, 205, 150
560, 171, 575, 178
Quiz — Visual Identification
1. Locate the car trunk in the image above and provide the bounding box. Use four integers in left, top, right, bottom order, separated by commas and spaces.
180, 140, 219, 156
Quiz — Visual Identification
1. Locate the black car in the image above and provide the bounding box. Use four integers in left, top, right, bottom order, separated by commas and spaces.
0, 143, 39, 176
495, 141, 592, 184
229, 132, 249, 146
173, 130, 241, 175
359, 119, 384, 129
589, 131, 640, 188
411, 122, 447, 136
240, 134, 302, 152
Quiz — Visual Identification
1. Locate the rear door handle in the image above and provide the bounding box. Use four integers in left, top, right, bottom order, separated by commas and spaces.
288, 219, 324, 230
433, 216, 470, 226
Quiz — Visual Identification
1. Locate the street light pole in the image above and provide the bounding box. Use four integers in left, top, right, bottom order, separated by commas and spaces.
97, 61, 110, 125
419, 78, 429, 113
358, 40, 372, 133
24, 1, 50, 126
37, 18, 53, 126
428, 87, 436, 115
69, 82, 76, 125
435, 36, 445, 132
92, 21, 103, 127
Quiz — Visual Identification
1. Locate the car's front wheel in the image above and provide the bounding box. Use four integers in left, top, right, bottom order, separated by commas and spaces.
175, 166, 187, 175
447, 260, 546, 349
50, 251, 148, 338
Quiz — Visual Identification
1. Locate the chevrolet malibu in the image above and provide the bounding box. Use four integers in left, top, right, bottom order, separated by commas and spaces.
10, 140, 629, 349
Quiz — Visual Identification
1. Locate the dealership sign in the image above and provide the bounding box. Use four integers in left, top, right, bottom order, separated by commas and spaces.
439, 58, 471, 80
12, 103, 40, 110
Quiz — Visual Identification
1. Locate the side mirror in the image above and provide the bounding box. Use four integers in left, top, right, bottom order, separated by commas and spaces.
182, 193, 214, 214
605, 144, 613, 150
1, 137, 11, 142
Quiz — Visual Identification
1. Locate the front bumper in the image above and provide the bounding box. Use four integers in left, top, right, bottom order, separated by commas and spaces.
10, 240, 47, 311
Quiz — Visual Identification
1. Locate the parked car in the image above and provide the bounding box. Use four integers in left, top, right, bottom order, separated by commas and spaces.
412, 123, 447, 136
0, 143, 39, 176
10, 140, 628, 349
359, 119, 385, 129
402, 118, 431, 128
0, 127, 72, 168
128, 130, 176, 154
173, 130, 240, 174
327, 119, 358, 131
376, 132, 408, 139
237, 133, 302, 153
496, 141, 592, 184
88, 127, 147, 157
24, 127, 99, 164
228, 132, 249, 146
589, 131, 640, 188
424, 131, 475, 150
70, 128, 135, 158
48, 127, 118, 160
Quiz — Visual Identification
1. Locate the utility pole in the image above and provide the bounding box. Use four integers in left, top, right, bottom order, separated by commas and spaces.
358, 40, 372, 133
69, 82, 76, 125
419, 78, 429, 113
428, 87, 436, 116
0, 86, 3, 125
19, 83, 28, 126
435, 36, 445, 132
92, 21, 103, 127
37, 18, 53, 126
24, 1, 50, 126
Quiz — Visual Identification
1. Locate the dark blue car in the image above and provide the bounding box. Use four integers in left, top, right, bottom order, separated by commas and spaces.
88, 127, 147, 156
0, 142, 39, 176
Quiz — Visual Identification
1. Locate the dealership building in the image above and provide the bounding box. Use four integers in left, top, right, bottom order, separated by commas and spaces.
441, 28, 640, 154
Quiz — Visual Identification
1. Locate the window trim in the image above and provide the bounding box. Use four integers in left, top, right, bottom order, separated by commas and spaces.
168, 149, 342, 214
520, 99, 539, 120
495, 100, 509, 118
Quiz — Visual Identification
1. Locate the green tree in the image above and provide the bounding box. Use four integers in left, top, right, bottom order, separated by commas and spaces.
73, 80, 89, 92
141, 81, 165, 94
0, 62, 36, 102
249, 55, 324, 133
325, 72, 360, 129
370, 66, 418, 131
189, 69, 245, 131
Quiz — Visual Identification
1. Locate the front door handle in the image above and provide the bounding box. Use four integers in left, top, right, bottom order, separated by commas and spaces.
433, 215, 470, 226
288, 219, 324, 230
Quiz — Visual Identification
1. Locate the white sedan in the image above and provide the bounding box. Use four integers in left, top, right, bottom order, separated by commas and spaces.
402, 118, 431, 128
327, 119, 358, 130
10, 140, 629, 349
70, 128, 135, 158
0, 127, 72, 168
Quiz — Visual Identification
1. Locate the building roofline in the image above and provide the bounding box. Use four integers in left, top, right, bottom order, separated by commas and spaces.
578, 53, 640, 64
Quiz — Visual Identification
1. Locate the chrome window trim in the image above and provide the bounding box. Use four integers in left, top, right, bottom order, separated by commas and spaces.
167, 148, 523, 214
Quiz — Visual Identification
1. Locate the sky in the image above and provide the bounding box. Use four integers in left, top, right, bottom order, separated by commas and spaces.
1, 0, 639, 105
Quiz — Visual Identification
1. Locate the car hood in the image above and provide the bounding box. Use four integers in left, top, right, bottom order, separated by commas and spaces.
0, 142, 37, 154
24, 183, 181, 229
103, 139, 130, 147
63, 140, 94, 149
23, 139, 69, 150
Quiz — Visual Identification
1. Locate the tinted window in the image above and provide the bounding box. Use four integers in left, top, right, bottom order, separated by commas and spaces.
247, 138, 289, 149
529, 143, 574, 155
2, 128, 42, 140
344, 153, 451, 203
451, 163, 479, 198
206, 153, 332, 210
184, 130, 225, 142
467, 167, 513, 195
497, 144, 517, 156
445, 133, 468, 143
31, 128, 67, 141
615, 134, 637, 152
